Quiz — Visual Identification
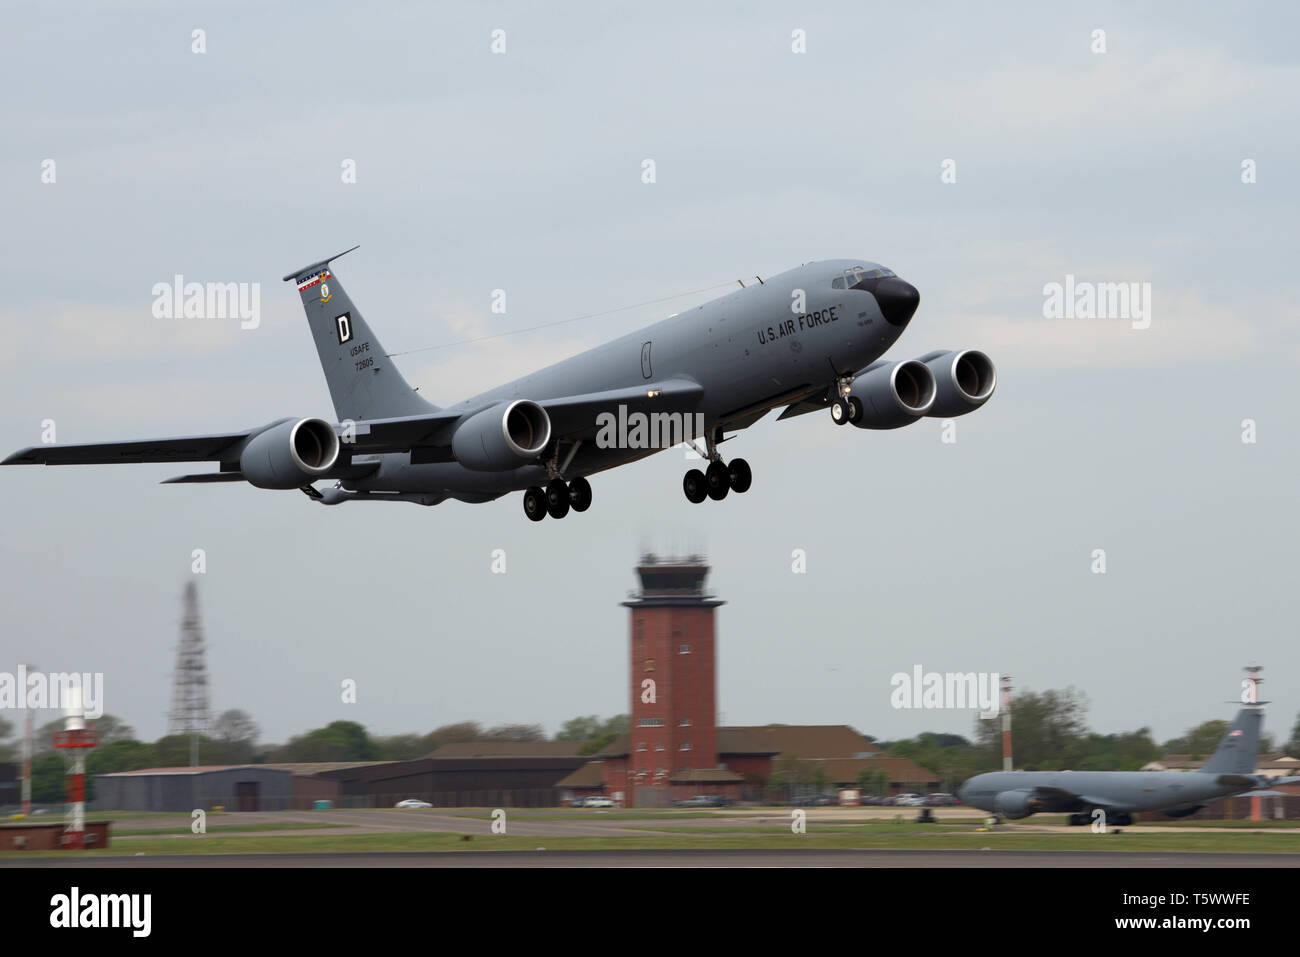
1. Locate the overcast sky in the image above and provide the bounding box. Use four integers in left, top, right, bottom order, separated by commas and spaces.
2, 1, 1298, 751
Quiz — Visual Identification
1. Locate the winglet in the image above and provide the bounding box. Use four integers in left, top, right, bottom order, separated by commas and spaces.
2, 447, 41, 465
282, 245, 360, 282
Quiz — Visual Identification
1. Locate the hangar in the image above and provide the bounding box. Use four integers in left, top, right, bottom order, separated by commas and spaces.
95, 765, 292, 812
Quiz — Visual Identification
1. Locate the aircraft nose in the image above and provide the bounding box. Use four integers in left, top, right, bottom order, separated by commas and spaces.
872, 277, 920, 327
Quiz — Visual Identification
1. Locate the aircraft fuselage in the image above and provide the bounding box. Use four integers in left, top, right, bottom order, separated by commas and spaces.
355, 259, 910, 501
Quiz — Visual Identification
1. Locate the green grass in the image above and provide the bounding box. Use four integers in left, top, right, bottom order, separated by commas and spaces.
10, 827, 1300, 858
8, 810, 229, 823
112, 822, 345, 837
1138, 818, 1300, 828
625, 820, 986, 834
451, 810, 790, 820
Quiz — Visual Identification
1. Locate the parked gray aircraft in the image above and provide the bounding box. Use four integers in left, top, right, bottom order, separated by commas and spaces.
958, 705, 1297, 826
3, 247, 997, 520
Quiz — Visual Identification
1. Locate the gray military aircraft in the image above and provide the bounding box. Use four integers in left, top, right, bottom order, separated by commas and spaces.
3, 247, 996, 520
958, 704, 1296, 826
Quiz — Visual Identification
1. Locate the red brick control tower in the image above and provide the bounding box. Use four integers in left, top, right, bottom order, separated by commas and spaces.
621, 555, 724, 803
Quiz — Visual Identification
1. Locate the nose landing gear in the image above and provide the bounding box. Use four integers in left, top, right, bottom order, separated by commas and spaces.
831, 395, 862, 425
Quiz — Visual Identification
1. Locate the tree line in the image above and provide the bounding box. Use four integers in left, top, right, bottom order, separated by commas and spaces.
0, 711, 630, 803
4, 691, 1297, 803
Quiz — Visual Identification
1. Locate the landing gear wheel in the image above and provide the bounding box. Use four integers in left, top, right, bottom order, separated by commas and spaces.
846, 396, 863, 424
728, 458, 752, 494
545, 479, 570, 519
568, 476, 592, 512
683, 469, 707, 504
705, 461, 730, 500
831, 397, 851, 425
523, 486, 547, 522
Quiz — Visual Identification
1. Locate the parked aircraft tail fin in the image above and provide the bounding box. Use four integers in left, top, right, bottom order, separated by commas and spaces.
1201, 708, 1262, 775
283, 247, 438, 422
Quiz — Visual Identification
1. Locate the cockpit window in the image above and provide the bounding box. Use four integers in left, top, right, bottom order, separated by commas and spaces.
834, 265, 897, 289
843, 265, 896, 286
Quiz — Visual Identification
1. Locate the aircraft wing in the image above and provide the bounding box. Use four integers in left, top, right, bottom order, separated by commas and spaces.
2, 428, 266, 466
348, 377, 706, 454
537, 377, 704, 438
1032, 786, 1124, 811
3, 378, 706, 470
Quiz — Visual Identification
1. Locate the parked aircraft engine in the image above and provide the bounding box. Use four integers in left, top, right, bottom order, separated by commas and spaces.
846, 360, 936, 429
1161, 805, 1204, 818
921, 349, 997, 418
452, 399, 552, 471
239, 418, 340, 489
993, 789, 1040, 819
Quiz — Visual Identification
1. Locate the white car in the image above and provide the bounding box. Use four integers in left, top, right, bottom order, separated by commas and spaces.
395, 799, 433, 808
585, 796, 615, 808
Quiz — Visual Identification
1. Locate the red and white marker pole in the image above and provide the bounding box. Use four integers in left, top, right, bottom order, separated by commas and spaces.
53, 686, 97, 849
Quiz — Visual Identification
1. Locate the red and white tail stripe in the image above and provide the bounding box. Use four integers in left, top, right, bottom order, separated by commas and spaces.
297, 268, 331, 291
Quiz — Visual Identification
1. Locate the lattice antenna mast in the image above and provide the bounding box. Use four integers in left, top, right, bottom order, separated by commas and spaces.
167, 581, 212, 766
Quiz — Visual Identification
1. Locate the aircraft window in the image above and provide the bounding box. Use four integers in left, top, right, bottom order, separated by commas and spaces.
842, 266, 899, 287
831, 277, 845, 289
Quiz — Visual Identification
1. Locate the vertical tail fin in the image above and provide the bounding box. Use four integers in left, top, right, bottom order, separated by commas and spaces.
1201, 708, 1262, 774
283, 247, 437, 422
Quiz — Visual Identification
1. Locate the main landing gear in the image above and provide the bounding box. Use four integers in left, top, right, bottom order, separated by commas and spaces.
1069, 811, 1131, 827
682, 430, 751, 504
523, 475, 592, 522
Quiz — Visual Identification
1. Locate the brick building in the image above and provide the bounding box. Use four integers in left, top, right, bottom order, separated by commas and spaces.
556, 556, 937, 806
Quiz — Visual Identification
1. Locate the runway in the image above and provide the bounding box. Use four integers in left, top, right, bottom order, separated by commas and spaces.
7, 848, 1297, 867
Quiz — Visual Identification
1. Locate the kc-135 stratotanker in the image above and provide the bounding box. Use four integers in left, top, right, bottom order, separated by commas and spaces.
5, 247, 996, 520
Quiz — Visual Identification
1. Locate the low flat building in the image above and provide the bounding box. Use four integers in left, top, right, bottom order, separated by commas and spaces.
95, 765, 292, 812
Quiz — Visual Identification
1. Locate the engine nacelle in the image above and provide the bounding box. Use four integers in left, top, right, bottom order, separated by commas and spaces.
451, 399, 552, 471
847, 360, 936, 429
239, 418, 340, 489
1162, 805, 1204, 819
922, 349, 997, 418
993, 789, 1039, 819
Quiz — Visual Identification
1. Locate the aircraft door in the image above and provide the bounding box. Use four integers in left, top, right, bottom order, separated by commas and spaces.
641, 341, 653, 379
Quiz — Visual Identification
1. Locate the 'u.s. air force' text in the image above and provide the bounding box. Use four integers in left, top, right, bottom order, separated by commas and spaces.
757, 306, 839, 345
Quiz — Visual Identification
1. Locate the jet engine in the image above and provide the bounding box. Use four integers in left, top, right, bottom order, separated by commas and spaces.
921, 349, 997, 418
239, 418, 340, 489
847, 359, 936, 429
993, 789, 1040, 819
1161, 805, 1204, 819
452, 399, 552, 471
